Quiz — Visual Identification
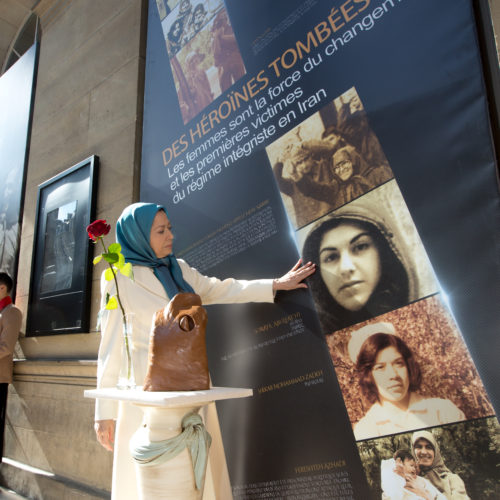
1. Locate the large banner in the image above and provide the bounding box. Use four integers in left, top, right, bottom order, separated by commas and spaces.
141, 1, 500, 498
0, 44, 38, 281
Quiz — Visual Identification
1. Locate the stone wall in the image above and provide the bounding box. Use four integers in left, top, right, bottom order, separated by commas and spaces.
2, 362, 109, 499
3, 0, 147, 497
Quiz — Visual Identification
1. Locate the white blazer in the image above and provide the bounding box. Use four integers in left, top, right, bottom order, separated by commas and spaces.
95, 260, 274, 420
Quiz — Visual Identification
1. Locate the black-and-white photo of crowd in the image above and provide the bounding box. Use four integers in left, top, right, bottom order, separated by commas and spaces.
266, 87, 393, 230
157, 0, 246, 123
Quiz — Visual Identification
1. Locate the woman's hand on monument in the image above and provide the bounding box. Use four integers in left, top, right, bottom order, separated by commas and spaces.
95, 419, 115, 451
273, 259, 316, 291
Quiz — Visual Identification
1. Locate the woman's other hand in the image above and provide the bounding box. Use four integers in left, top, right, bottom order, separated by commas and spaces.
95, 419, 115, 451
273, 259, 316, 291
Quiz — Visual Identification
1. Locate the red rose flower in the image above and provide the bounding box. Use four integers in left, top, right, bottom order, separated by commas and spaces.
87, 219, 111, 241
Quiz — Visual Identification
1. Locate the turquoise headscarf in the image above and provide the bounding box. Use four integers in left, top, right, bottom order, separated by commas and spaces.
116, 203, 194, 298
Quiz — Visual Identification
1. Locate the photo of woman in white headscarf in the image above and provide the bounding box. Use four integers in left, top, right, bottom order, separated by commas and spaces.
350, 322, 465, 441
412, 430, 470, 500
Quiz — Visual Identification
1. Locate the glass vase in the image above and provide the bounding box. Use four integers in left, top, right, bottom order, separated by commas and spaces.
117, 312, 136, 389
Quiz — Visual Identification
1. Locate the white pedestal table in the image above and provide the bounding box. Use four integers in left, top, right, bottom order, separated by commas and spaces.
84, 387, 252, 500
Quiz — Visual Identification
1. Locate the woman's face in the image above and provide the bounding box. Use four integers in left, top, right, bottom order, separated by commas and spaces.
334, 158, 353, 181
319, 223, 382, 311
371, 346, 410, 404
414, 438, 435, 467
150, 211, 174, 258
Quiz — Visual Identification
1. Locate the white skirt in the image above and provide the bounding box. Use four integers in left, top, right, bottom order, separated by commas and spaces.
111, 401, 232, 500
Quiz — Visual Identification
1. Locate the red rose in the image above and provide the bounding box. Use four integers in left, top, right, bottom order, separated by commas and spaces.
87, 219, 111, 241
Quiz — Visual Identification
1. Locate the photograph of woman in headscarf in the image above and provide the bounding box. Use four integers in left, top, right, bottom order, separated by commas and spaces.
184, 50, 213, 110
298, 180, 436, 334
411, 431, 470, 500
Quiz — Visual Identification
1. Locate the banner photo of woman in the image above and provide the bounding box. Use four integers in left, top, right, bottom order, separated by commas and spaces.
296, 179, 438, 334
327, 294, 495, 441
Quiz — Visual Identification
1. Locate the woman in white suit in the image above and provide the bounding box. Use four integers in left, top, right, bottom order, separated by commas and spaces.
94, 202, 315, 499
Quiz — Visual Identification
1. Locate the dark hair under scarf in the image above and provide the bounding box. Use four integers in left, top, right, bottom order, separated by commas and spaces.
116, 203, 194, 298
302, 214, 409, 334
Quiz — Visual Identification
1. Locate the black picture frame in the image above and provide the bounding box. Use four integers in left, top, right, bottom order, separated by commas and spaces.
26, 155, 98, 336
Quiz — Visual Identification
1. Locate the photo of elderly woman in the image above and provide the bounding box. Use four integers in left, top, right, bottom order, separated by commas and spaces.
357, 418, 500, 499
158, 0, 246, 123
296, 180, 437, 334
266, 87, 393, 229
327, 295, 495, 442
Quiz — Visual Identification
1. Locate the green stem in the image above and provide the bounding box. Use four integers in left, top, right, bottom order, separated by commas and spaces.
99, 238, 133, 381
99, 238, 127, 321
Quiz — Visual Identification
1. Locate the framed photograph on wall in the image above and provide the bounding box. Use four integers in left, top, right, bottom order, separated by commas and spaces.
26, 155, 98, 336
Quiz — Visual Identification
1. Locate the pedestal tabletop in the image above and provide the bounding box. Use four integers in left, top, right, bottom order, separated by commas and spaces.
84, 386, 253, 408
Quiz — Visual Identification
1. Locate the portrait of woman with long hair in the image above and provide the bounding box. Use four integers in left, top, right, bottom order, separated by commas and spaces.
300, 181, 437, 334
302, 206, 411, 333
350, 323, 465, 440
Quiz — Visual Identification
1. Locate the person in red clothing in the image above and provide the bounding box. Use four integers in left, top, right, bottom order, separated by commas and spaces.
0, 273, 22, 461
